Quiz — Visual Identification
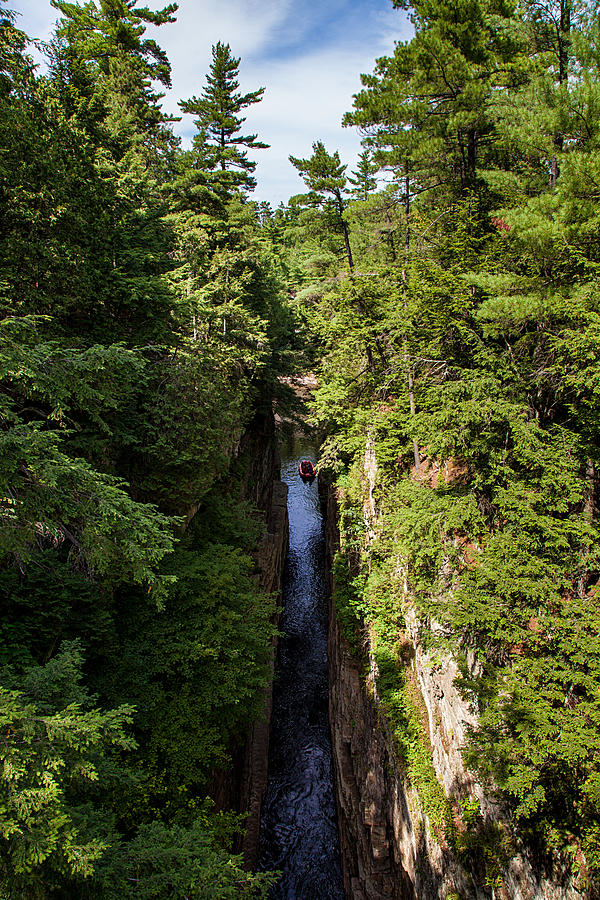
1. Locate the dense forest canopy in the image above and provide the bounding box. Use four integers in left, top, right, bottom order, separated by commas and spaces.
0, 1, 287, 895
2, 0, 600, 895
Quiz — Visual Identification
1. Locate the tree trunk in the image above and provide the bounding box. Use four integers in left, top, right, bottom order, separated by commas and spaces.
402, 167, 421, 471
551, 0, 571, 187
338, 199, 354, 273
550, 152, 560, 188
342, 220, 354, 272
558, 0, 571, 85
467, 128, 478, 183
458, 129, 467, 191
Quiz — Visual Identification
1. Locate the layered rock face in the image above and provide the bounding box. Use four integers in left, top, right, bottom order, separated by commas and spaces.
239, 470, 288, 868
208, 409, 289, 868
323, 468, 586, 900
325, 482, 460, 900
328, 579, 420, 900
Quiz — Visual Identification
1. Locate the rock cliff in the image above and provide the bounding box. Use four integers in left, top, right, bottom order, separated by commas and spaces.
323, 455, 588, 900
208, 409, 289, 868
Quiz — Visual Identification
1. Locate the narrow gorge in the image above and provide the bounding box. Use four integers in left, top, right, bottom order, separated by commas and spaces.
241, 419, 591, 900
258, 432, 344, 898
4, 0, 600, 896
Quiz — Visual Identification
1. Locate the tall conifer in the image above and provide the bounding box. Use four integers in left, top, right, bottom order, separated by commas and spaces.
180, 42, 268, 193
348, 149, 379, 200
289, 141, 354, 271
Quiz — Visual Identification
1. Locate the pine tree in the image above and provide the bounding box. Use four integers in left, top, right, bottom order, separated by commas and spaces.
345, 0, 524, 203
289, 141, 354, 271
179, 42, 268, 193
45, 0, 179, 344
0, 6, 285, 897
51, 0, 178, 164
348, 149, 378, 200
305, 0, 600, 880
0, 642, 136, 896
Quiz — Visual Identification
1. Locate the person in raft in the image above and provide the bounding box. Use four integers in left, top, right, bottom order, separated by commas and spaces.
298, 460, 317, 480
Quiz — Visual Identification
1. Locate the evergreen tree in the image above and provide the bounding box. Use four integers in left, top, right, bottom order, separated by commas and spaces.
179, 41, 268, 193
283, 0, 600, 883
345, 0, 524, 203
0, 5, 286, 896
0, 643, 135, 896
10, 0, 600, 887
348, 149, 379, 200
51, 0, 178, 165
289, 141, 354, 271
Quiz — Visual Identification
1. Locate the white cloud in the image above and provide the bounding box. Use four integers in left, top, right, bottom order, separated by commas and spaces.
157, 0, 294, 102
163, 0, 411, 205
248, 47, 387, 205
16, 0, 412, 205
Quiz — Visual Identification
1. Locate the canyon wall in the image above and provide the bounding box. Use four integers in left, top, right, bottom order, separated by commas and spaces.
208, 409, 289, 868
323, 468, 588, 900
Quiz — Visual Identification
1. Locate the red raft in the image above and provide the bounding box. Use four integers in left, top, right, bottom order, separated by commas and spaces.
298, 459, 317, 481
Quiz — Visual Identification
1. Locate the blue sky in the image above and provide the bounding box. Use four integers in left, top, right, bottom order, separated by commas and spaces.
16, 0, 412, 205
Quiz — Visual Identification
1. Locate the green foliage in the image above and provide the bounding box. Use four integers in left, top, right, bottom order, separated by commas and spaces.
331, 552, 362, 647
451, 797, 512, 890
290, 141, 348, 203
291, 0, 600, 883
0, 642, 134, 896
0, 5, 286, 895
179, 41, 268, 194
9, 0, 600, 887
115, 534, 278, 795
348, 150, 379, 200
100, 820, 277, 899
0, 415, 177, 597
289, 141, 355, 270
339, 535, 453, 834
345, 0, 524, 199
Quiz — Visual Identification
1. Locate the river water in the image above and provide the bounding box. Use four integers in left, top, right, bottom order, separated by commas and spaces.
258, 434, 345, 899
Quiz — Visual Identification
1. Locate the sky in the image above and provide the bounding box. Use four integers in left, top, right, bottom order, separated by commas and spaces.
16, 0, 412, 206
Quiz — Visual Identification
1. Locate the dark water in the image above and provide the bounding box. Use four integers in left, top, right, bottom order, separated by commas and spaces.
258, 434, 345, 900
